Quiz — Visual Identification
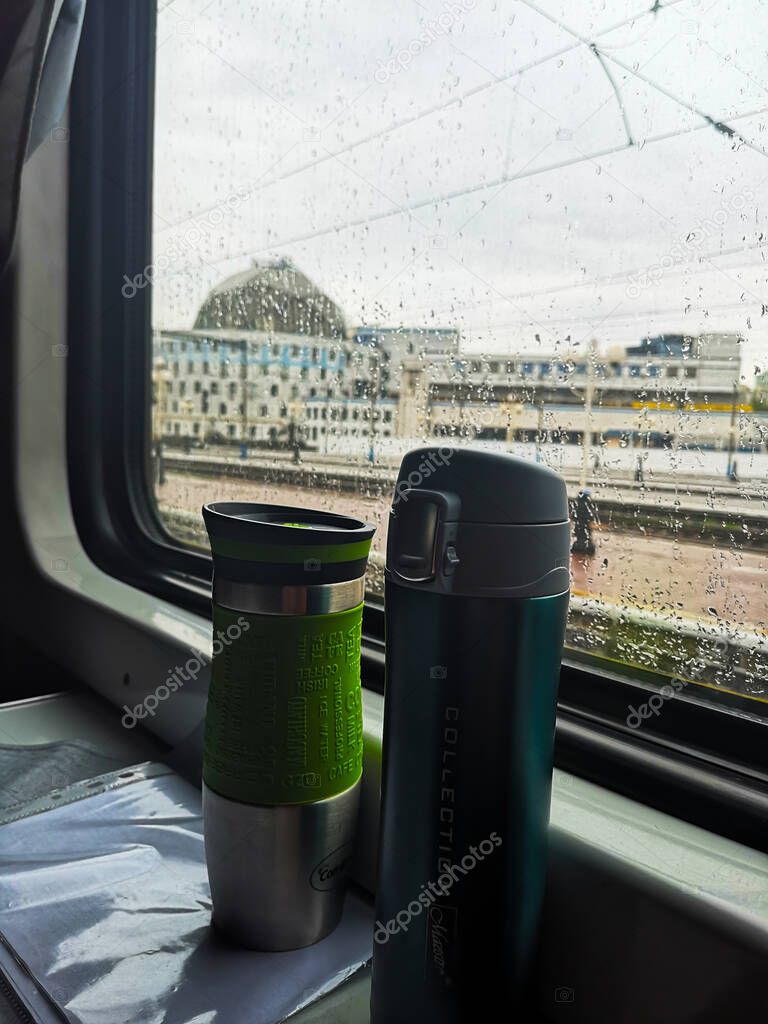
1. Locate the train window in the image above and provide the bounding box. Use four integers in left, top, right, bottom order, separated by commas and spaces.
147, 0, 767, 723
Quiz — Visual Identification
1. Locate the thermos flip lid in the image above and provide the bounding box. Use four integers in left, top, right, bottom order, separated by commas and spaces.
386, 447, 570, 598
392, 447, 568, 525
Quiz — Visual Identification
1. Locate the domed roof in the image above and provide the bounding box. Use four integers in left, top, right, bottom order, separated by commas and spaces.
194, 258, 346, 339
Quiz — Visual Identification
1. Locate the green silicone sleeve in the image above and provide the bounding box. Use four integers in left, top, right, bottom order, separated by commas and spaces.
203, 603, 365, 806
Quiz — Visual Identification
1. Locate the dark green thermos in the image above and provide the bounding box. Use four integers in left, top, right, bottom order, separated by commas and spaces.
371, 447, 570, 1020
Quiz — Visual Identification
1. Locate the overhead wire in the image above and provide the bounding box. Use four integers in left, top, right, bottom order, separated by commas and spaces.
159, 104, 768, 277
154, 0, 690, 233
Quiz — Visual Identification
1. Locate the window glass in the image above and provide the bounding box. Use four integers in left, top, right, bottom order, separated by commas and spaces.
151, 0, 768, 717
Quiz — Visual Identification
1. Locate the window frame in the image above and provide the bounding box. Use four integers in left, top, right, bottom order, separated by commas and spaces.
66, 0, 768, 852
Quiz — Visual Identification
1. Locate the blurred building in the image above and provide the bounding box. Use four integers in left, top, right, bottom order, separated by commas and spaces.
417, 332, 750, 449
153, 262, 756, 451
153, 259, 348, 447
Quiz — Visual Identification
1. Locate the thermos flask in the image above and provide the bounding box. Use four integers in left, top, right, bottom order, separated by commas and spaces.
371, 447, 570, 1020
201, 501, 375, 950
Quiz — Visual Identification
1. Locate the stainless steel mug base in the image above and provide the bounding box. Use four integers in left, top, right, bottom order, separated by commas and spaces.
203, 781, 361, 950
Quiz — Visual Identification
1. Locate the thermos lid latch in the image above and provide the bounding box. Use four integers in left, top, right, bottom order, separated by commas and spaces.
389, 489, 460, 584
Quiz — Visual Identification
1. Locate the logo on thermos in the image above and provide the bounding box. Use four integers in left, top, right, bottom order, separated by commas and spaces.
310, 842, 354, 891
427, 904, 458, 980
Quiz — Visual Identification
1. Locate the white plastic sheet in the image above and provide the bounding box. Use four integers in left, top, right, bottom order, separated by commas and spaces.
0, 765, 372, 1024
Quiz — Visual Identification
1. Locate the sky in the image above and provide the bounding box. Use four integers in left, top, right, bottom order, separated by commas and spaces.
151, 0, 768, 383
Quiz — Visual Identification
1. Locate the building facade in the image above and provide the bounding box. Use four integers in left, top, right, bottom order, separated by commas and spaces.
153, 262, 761, 452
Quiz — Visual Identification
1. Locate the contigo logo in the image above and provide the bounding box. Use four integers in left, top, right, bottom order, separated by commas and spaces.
310, 843, 353, 891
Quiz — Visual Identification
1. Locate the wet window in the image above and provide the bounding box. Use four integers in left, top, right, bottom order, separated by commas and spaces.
150, 0, 768, 718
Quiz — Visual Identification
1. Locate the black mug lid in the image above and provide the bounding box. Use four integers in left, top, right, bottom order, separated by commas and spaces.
203, 502, 376, 587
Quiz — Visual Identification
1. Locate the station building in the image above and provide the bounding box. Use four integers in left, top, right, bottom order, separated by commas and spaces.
154, 263, 759, 452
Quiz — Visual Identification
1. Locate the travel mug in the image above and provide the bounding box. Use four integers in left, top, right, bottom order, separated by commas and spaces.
371, 447, 570, 1021
202, 501, 375, 950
